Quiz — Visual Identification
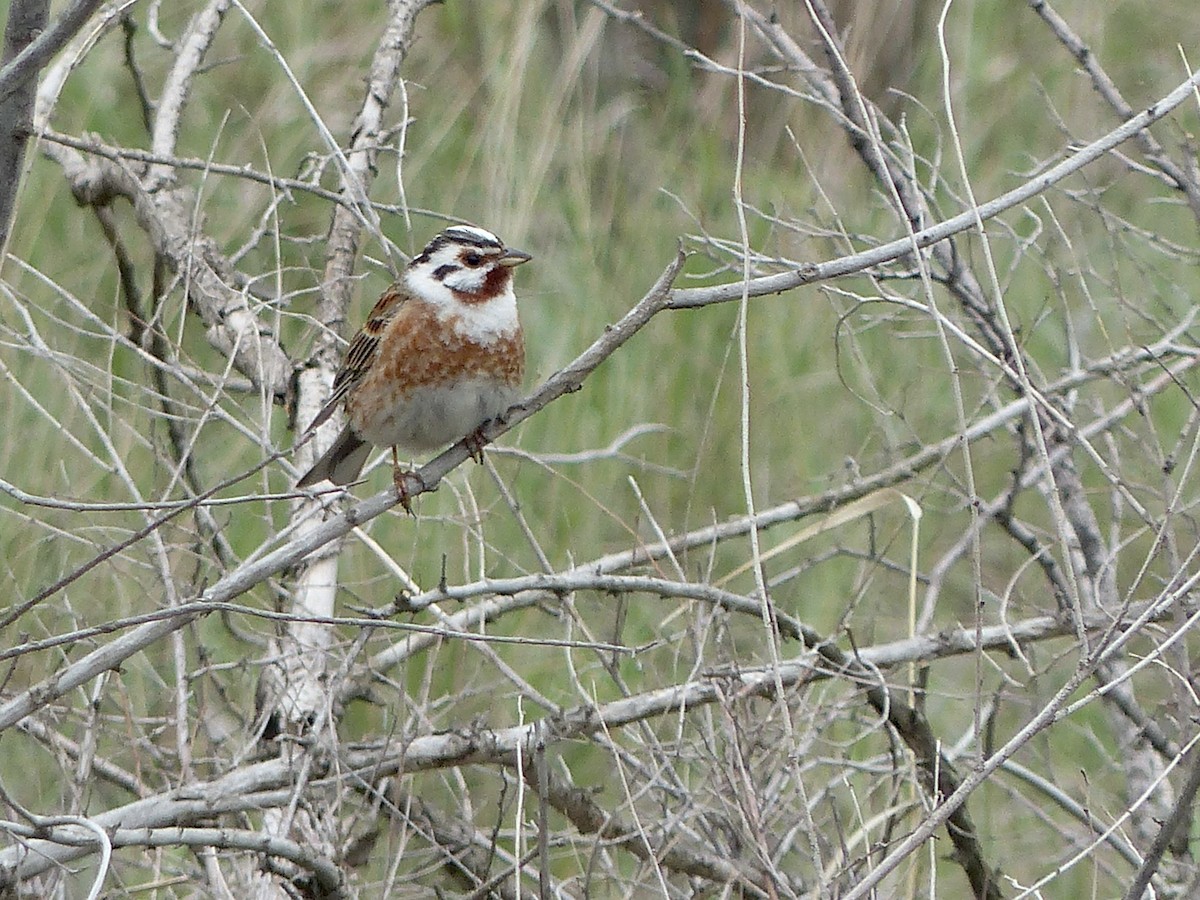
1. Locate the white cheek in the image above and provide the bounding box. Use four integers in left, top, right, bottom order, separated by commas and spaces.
443, 268, 487, 293
404, 266, 457, 315
402, 268, 521, 343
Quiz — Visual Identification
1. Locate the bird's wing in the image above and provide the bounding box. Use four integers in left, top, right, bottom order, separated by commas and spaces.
308, 283, 410, 432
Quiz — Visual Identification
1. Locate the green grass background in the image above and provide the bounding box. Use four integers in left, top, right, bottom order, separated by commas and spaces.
3, 0, 1200, 894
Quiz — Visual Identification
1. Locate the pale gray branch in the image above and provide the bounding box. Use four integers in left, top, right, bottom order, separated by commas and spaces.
668, 66, 1200, 310
0, 0, 105, 103
1, 596, 1175, 884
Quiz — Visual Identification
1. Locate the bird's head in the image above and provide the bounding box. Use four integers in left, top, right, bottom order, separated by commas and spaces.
406, 225, 532, 304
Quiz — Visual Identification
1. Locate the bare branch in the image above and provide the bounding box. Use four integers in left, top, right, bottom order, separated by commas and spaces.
0, 0, 49, 249
0, 0, 106, 103
668, 65, 1200, 311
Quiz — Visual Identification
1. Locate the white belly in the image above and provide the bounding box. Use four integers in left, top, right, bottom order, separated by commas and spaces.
354, 378, 520, 453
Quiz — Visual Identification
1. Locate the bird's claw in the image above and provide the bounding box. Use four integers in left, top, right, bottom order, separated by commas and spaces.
464, 425, 490, 464
392, 468, 425, 515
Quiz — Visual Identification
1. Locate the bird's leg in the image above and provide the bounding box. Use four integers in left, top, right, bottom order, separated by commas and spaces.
464, 423, 490, 464
390, 446, 423, 515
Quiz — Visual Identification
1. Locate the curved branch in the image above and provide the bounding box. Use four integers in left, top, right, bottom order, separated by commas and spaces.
0, 0, 106, 103
1, 595, 1174, 885
0, 251, 684, 736
668, 66, 1200, 310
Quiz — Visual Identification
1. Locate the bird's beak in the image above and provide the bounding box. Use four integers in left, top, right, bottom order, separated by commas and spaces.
498, 248, 532, 267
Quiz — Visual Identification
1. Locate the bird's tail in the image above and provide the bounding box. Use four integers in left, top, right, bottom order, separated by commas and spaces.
297, 426, 371, 488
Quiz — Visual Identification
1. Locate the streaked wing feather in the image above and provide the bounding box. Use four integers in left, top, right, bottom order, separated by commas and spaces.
308, 284, 410, 430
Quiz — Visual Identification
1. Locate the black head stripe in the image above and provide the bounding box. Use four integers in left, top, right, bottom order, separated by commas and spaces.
440, 226, 502, 249
433, 264, 457, 280
416, 226, 504, 265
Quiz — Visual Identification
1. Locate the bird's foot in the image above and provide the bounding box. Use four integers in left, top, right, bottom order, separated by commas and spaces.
464, 424, 491, 464
390, 446, 425, 514
392, 466, 425, 515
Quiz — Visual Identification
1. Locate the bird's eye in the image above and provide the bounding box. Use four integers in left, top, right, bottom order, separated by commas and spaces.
464, 252, 484, 267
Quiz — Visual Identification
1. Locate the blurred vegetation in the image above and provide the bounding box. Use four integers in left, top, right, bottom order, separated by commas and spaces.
3, 0, 1200, 895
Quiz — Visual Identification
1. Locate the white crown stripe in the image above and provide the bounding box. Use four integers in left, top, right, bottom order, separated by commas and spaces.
440, 225, 501, 246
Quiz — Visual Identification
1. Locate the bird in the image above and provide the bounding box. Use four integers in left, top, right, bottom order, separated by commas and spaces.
297, 224, 531, 508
